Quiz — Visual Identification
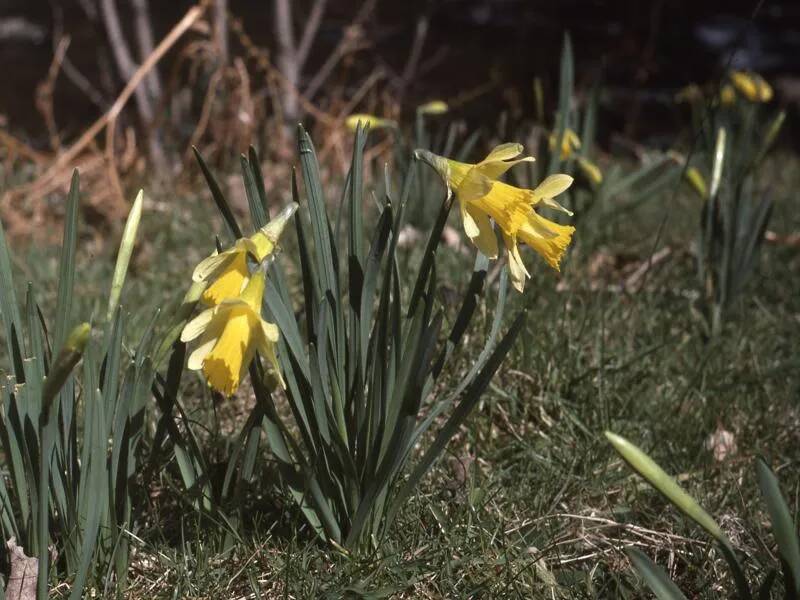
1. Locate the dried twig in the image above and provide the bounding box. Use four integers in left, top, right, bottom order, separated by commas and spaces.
36, 36, 71, 152
20, 4, 205, 203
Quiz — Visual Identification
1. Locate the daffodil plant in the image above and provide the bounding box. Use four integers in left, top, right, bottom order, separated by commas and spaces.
673, 69, 785, 337
0, 173, 155, 597
161, 127, 532, 551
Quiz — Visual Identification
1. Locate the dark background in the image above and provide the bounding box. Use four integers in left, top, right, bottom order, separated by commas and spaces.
2, 0, 799, 147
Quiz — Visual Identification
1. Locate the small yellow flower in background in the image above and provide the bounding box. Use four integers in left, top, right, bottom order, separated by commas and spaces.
415, 144, 575, 293
719, 84, 736, 106
181, 271, 283, 396
675, 83, 703, 104
549, 128, 582, 160
345, 113, 396, 132
193, 203, 298, 306
684, 167, 708, 200
417, 100, 449, 115
576, 156, 603, 185
729, 71, 773, 103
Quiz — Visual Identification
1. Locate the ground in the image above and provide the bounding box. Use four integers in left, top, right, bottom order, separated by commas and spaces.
4, 147, 799, 599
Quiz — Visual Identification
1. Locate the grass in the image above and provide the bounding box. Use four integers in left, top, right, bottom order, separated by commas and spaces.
4, 145, 799, 598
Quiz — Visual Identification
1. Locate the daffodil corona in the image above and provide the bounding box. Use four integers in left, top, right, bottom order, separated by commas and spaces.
181, 271, 283, 396
416, 144, 575, 292
194, 203, 298, 305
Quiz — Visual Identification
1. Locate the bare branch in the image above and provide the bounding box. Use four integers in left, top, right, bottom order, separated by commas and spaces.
274, 0, 299, 119
131, 0, 162, 100
401, 14, 429, 86
25, 4, 205, 197
99, 0, 154, 123
295, 0, 328, 71
213, 0, 229, 64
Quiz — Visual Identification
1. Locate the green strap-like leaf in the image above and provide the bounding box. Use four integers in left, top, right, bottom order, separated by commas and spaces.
605, 431, 727, 543
626, 547, 688, 600
755, 458, 800, 596
193, 146, 242, 239
384, 306, 526, 535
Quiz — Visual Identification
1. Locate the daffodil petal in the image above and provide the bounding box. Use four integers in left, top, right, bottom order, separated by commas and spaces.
483, 143, 524, 163
262, 320, 279, 343
460, 199, 482, 238
531, 174, 573, 201
502, 232, 529, 293
465, 204, 499, 258
181, 307, 216, 342
192, 250, 234, 283
477, 156, 535, 180
187, 330, 219, 370
458, 170, 493, 203
541, 197, 574, 216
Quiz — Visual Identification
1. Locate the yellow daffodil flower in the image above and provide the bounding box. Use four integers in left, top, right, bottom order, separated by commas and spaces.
719, 84, 736, 106
675, 83, 703, 104
415, 144, 575, 292
549, 128, 581, 160
345, 113, 396, 132
181, 271, 283, 396
193, 203, 298, 306
730, 71, 773, 103
417, 100, 449, 115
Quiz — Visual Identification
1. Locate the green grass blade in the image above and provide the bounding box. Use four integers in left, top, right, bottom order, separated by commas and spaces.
0, 199, 26, 381
408, 162, 454, 316
54, 169, 80, 350
241, 153, 268, 229
385, 306, 526, 534
755, 458, 800, 595
38, 324, 89, 599
106, 189, 144, 323
626, 547, 688, 600
548, 32, 574, 175
248, 146, 270, 225
297, 125, 337, 297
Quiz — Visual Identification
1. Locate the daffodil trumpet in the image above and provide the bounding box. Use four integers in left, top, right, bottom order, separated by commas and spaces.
415, 143, 575, 292
193, 203, 298, 306
181, 270, 283, 396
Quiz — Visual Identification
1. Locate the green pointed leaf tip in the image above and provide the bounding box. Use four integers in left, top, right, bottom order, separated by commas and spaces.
107, 189, 144, 322
626, 548, 689, 600
755, 458, 800, 593
605, 431, 728, 544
